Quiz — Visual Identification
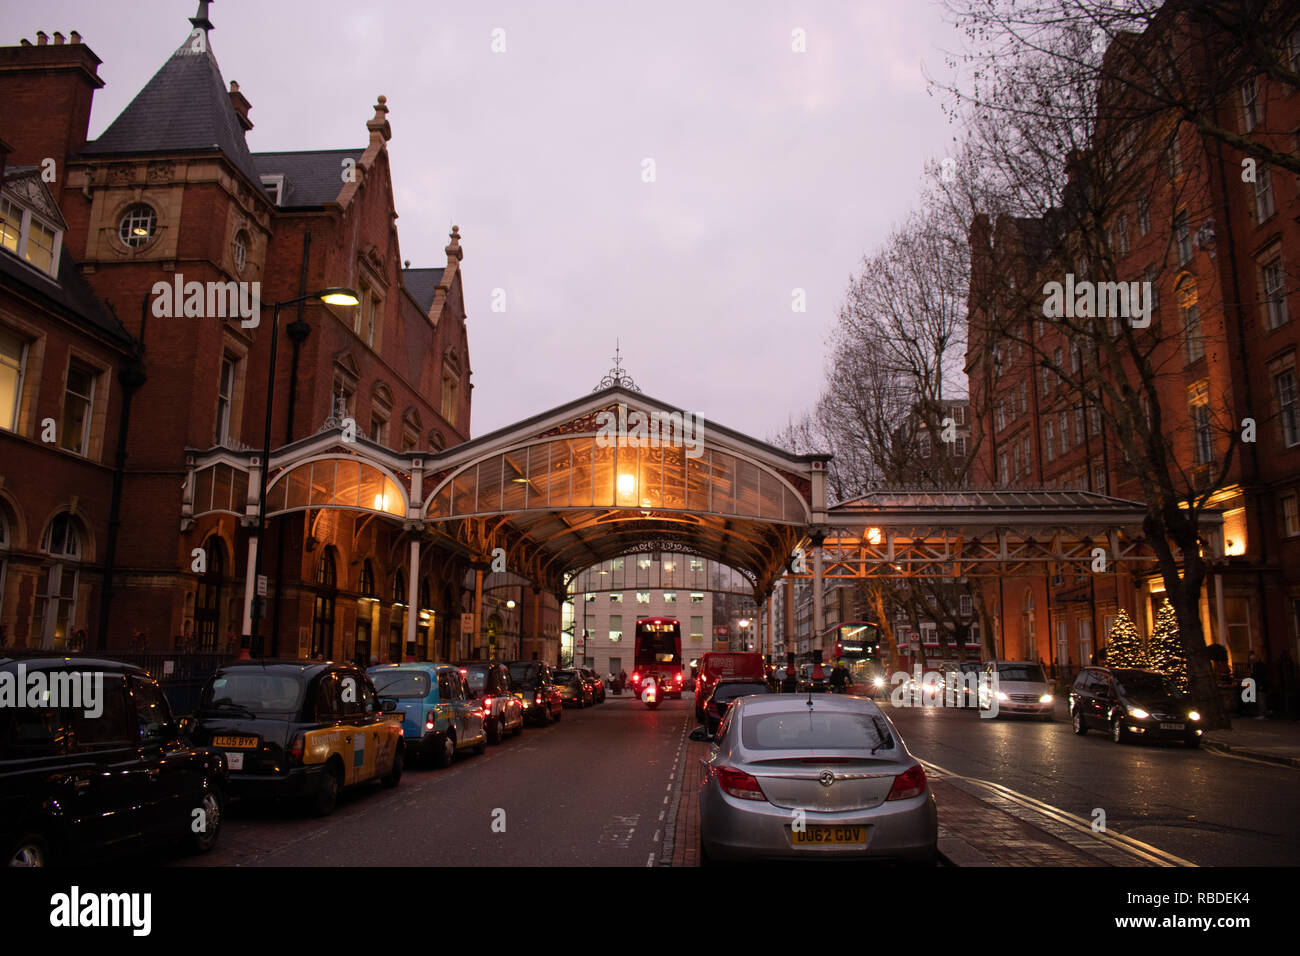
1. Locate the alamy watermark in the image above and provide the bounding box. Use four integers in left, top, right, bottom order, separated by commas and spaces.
595, 402, 704, 459
151, 273, 261, 328
1042, 274, 1152, 328
0, 665, 103, 718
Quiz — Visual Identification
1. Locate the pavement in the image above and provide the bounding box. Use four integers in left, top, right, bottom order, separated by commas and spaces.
1199, 715, 1300, 768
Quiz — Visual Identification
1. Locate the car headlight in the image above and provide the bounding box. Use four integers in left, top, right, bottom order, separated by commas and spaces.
1188, 710, 1201, 721
1128, 707, 1150, 719
873, 677, 884, 688
996, 691, 1009, 701
1039, 694, 1053, 703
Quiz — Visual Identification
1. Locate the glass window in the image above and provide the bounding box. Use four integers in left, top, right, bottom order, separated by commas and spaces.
1045, 423, 1055, 462
689, 559, 703, 572
215, 355, 235, 443
1192, 402, 1213, 465
0, 197, 20, 252
690, 616, 704, 640
71, 676, 132, 746
609, 592, 622, 603
233, 230, 249, 273
25, 217, 56, 273
119, 204, 156, 247
1254, 165, 1275, 222
0, 327, 25, 432
636, 591, 650, 604
1183, 301, 1204, 363
663, 591, 676, 603
612, 558, 625, 571
131, 677, 173, 744
1137, 196, 1150, 236
1283, 495, 1299, 537
1263, 256, 1288, 329
637, 557, 652, 570
59, 363, 96, 455
690, 592, 704, 604
441, 374, 457, 426
1277, 370, 1299, 448
1175, 213, 1192, 266
609, 614, 622, 643
1240, 76, 1260, 132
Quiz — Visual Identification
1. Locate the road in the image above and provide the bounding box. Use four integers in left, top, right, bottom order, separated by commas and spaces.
885, 700, 1300, 867
170, 692, 1300, 867
178, 695, 693, 867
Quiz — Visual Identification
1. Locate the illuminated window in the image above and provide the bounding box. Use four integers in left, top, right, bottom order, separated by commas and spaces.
636, 592, 650, 604
609, 592, 622, 603
0, 327, 26, 432
690, 592, 704, 604
663, 591, 676, 603
118, 204, 156, 247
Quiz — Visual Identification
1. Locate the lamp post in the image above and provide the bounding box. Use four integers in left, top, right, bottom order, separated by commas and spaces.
245, 288, 358, 658
738, 618, 751, 652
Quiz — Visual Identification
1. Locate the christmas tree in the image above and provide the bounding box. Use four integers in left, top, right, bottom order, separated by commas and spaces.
1146, 598, 1188, 692
1104, 609, 1149, 669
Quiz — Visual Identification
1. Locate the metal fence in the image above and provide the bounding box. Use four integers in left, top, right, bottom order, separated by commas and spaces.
101, 651, 236, 716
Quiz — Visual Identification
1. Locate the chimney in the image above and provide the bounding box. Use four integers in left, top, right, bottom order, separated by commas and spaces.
0, 32, 104, 187
228, 80, 253, 131
70, 31, 81, 44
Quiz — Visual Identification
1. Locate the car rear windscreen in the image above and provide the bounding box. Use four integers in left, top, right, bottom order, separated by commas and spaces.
202, 672, 305, 715
713, 683, 769, 704
370, 671, 431, 699
741, 711, 892, 751
508, 663, 539, 684
461, 668, 489, 695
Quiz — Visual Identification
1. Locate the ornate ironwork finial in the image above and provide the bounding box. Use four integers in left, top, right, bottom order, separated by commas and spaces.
594, 339, 640, 392
190, 0, 215, 32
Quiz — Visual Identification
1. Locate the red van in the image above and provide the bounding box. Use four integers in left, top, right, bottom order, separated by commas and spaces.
695, 652, 766, 720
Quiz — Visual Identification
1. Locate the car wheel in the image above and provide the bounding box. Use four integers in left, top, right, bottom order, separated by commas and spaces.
7, 833, 49, 867
311, 764, 342, 816
188, 785, 223, 853
433, 732, 455, 768
382, 744, 404, 787
487, 717, 503, 746
1110, 715, 1128, 744
1071, 708, 1087, 735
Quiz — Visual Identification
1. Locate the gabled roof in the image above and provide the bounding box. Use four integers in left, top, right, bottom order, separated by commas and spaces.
252, 149, 364, 208
83, 24, 260, 186
401, 267, 445, 314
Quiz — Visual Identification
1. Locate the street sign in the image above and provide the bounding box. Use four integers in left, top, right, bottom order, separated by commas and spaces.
460, 612, 474, 637
714, 625, 729, 636
256, 574, 267, 597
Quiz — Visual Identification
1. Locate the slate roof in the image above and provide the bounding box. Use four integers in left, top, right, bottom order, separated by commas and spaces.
83, 27, 261, 186
402, 267, 445, 315
251, 149, 364, 208
0, 244, 133, 350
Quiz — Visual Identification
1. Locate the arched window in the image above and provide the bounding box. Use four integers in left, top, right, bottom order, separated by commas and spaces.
118, 203, 157, 247
355, 559, 377, 667
311, 547, 337, 658
34, 512, 82, 649
195, 536, 226, 652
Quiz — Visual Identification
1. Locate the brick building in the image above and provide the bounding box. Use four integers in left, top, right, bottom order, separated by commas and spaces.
965, 9, 1300, 682
0, 9, 529, 662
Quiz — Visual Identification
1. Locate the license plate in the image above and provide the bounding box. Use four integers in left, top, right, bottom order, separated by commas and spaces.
213, 735, 259, 749
788, 825, 867, 847
1160, 722, 1184, 731
224, 752, 244, 771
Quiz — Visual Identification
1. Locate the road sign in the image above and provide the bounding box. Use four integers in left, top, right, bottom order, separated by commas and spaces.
256, 574, 267, 597
461, 612, 475, 637
714, 625, 729, 636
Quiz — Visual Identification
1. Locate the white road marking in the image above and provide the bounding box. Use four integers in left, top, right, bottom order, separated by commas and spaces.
653, 829, 661, 842
919, 757, 1196, 867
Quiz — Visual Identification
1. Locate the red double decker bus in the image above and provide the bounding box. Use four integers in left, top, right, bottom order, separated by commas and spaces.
631, 617, 683, 699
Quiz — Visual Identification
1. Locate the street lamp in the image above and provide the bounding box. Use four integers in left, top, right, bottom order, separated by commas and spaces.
738, 618, 751, 651
246, 288, 358, 658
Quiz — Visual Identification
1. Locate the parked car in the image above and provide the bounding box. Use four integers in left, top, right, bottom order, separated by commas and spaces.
369, 663, 487, 766
696, 652, 766, 720
507, 661, 563, 725
457, 662, 524, 744
693, 693, 937, 864
978, 660, 1053, 719
553, 669, 593, 707
1, 656, 228, 866
1069, 666, 1203, 746
193, 660, 402, 816
579, 668, 606, 703
701, 678, 772, 735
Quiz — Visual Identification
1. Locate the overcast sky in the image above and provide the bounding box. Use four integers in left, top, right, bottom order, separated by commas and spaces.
2, 0, 963, 441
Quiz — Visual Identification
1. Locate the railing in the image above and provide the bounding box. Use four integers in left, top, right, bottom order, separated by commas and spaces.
98, 651, 237, 716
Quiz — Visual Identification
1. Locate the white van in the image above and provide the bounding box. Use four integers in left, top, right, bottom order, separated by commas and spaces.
980, 660, 1054, 719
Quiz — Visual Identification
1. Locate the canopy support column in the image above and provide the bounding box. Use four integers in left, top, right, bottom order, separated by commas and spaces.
473, 566, 485, 659
240, 534, 258, 660
812, 539, 825, 655
405, 538, 420, 662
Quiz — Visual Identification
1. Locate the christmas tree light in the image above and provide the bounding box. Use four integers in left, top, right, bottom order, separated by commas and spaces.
1146, 598, 1188, 691
1105, 609, 1149, 669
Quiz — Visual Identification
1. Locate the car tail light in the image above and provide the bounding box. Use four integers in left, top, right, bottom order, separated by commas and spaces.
483, 696, 493, 712
886, 764, 927, 801
289, 731, 305, 764
425, 715, 436, 730
716, 767, 766, 801
535, 694, 543, 705
675, 673, 682, 682
632, 672, 640, 683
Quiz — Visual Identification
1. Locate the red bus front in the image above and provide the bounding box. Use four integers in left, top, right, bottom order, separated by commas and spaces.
631, 617, 683, 699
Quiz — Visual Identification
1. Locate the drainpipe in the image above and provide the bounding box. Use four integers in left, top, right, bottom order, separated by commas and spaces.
95, 296, 148, 650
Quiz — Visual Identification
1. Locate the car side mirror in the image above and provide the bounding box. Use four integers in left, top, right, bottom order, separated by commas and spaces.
176, 716, 198, 738
688, 727, 713, 743
380, 698, 397, 713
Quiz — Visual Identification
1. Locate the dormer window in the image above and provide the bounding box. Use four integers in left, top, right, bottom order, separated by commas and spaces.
260, 175, 284, 205
118, 204, 157, 248
0, 195, 63, 277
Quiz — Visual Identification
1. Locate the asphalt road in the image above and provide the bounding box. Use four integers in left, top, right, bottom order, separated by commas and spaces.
178, 694, 693, 867
884, 700, 1300, 867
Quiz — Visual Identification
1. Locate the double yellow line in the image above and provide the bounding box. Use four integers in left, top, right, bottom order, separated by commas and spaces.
921, 758, 1196, 867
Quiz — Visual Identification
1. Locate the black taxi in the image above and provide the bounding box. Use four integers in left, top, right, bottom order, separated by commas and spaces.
193, 660, 404, 815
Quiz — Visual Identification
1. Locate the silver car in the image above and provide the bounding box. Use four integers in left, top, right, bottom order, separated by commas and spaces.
694, 694, 937, 864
